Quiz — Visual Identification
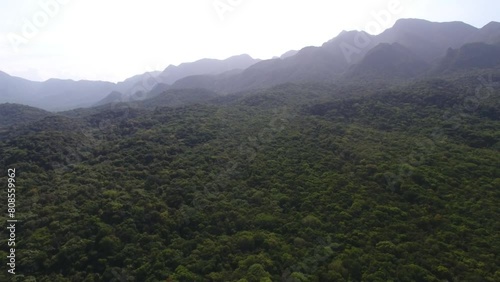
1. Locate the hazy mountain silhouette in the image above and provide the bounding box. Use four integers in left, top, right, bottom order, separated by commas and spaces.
157, 54, 260, 85
34, 79, 116, 111
169, 31, 372, 93
280, 50, 299, 59
0, 72, 115, 111
144, 83, 172, 100
346, 43, 430, 80
168, 19, 500, 94
468, 21, 500, 44
93, 91, 126, 107
114, 71, 162, 95
0, 71, 41, 104
435, 42, 500, 73
94, 54, 259, 106
3, 19, 500, 110
376, 18, 478, 62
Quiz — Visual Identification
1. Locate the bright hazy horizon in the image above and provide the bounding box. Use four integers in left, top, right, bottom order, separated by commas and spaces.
1, 0, 499, 83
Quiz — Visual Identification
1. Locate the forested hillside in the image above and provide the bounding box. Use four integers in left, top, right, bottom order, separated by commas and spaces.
1, 70, 499, 281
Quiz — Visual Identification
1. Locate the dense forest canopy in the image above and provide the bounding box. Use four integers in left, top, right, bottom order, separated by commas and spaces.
1, 69, 499, 281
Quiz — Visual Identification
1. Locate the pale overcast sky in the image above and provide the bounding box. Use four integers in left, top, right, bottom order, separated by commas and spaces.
1, 0, 499, 82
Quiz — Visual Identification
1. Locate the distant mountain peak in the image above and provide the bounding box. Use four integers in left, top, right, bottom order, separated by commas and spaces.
482, 21, 500, 30
337, 30, 351, 35
392, 18, 475, 30
393, 18, 432, 28
280, 50, 298, 59
227, 54, 254, 59
157, 54, 260, 85
331, 29, 369, 41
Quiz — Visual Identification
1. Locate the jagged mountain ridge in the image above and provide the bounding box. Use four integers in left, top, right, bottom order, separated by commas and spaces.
435, 42, 500, 73
3, 19, 500, 110
157, 54, 260, 85
93, 54, 260, 106
170, 19, 500, 93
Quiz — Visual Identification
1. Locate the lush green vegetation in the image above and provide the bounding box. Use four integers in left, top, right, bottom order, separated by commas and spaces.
0, 73, 499, 281
0, 104, 51, 129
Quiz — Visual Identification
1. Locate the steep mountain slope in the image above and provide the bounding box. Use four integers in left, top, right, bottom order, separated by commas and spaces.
0, 71, 42, 104
280, 50, 298, 59
376, 18, 479, 62
113, 71, 162, 96
346, 43, 430, 80
469, 21, 500, 44
168, 19, 499, 94
144, 83, 172, 99
93, 91, 126, 107
435, 42, 500, 73
170, 30, 373, 93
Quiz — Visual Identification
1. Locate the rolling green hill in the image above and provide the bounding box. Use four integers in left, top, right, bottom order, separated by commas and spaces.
0, 103, 52, 129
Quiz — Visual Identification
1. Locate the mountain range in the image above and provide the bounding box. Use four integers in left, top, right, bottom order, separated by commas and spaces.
1, 18, 500, 111
0, 54, 260, 111
168, 18, 500, 93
